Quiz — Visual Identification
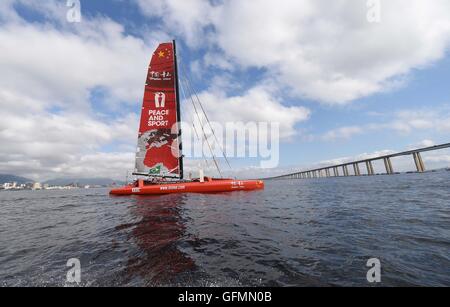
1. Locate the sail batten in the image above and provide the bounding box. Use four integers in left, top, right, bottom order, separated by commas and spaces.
135, 42, 182, 177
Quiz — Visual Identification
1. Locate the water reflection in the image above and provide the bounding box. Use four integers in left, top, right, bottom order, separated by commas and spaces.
119, 194, 196, 285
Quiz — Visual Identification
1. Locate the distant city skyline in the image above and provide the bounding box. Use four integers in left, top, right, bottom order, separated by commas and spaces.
1, 0, 450, 181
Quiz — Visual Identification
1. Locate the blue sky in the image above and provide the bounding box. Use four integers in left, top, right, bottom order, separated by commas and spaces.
1, 0, 450, 180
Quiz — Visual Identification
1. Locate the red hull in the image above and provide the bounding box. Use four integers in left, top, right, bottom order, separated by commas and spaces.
109, 178, 264, 195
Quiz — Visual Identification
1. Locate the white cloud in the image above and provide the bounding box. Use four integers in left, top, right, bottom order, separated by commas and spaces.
425, 152, 450, 164
202, 52, 235, 71
0, 106, 137, 179
322, 126, 364, 141
0, 151, 134, 182
0, 21, 152, 110
216, 0, 450, 104
136, 0, 218, 48
139, 0, 450, 104
52, 152, 135, 180
319, 106, 450, 141
407, 139, 435, 150
0, 2, 151, 180
389, 109, 450, 134
317, 149, 394, 168
184, 86, 311, 139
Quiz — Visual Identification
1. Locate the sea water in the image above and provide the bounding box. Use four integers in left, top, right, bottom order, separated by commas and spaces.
0, 171, 449, 286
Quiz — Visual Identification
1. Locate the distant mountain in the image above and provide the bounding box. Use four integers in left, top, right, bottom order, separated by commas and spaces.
0, 174, 34, 184
43, 177, 124, 186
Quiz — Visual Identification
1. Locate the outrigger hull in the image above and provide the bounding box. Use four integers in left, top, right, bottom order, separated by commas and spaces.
110, 178, 264, 196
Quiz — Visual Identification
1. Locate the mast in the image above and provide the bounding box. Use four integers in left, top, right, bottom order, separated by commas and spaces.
173, 40, 184, 179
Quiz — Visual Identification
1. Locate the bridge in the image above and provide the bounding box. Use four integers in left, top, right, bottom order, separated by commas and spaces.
265, 142, 450, 180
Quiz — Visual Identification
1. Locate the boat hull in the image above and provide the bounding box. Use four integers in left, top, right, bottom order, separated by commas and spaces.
109, 179, 264, 195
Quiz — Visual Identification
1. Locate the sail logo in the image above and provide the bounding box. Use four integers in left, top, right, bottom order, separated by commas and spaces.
154, 92, 166, 108
149, 71, 172, 81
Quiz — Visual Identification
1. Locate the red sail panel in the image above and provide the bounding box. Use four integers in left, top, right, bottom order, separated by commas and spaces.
135, 42, 181, 176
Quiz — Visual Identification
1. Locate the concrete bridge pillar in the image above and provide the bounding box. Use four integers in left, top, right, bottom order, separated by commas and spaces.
383, 157, 394, 174
417, 152, 425, 172
366, 161, 374, 175
383, 158, 389, 174
325, 168, 330, 177
353, 163, 361, 176
343, 165, 349, 176
413, 152, 426, 172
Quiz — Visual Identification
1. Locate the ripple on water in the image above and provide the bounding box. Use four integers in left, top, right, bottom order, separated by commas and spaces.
0, 171, 449, 286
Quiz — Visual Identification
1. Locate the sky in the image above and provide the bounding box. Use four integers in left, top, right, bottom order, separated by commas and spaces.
1, 0, 450, 180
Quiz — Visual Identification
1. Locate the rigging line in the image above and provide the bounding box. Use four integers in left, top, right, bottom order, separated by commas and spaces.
177, 54, 222, 176
180, 79, 213, 172
180, 76, 223, 178
177, 59, 205, 143
181, 76, 222, 178
180, 62, 232, 170
179, 78, 210, 169
179, 62, 232, 170
181, 84, 209, 168
179, 82, 200, 140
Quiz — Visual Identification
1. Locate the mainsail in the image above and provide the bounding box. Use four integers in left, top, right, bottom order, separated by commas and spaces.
135, 41, 183, 178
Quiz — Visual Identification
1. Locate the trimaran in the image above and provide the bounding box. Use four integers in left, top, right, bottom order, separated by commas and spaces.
110, 41, 264, 195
